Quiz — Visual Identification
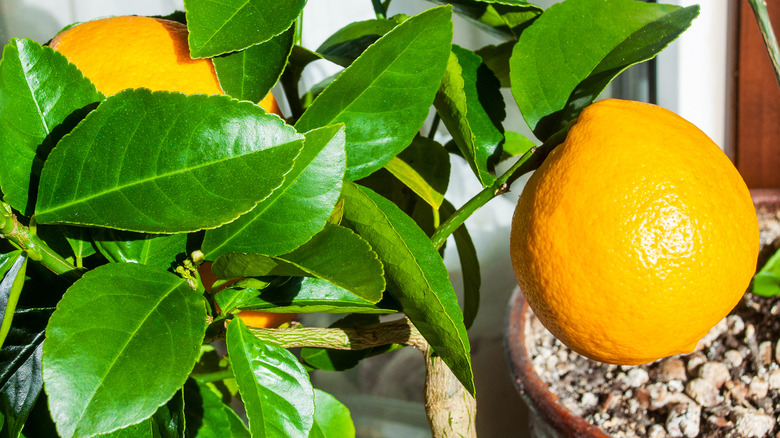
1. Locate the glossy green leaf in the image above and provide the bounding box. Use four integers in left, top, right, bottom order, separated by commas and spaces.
94, 391, 185, 438
441, 200, 480, 329
510, 0, 698, 140
0, 38, 103, 216
316, 17, 404, 67
202, 124, 346, 259
60, 227, 97, 261
184, 380, 250, 438
216, 277, 397, 315
339, 182, 474, 394
435, 45, 504, 187
227, 317, 314, 438
752, 247, 780, 297
502, 130, 535, 157
213, 24, 295, 103
0, 308, 51, 438
475, 41, 514, 88
0, 254, 27, 350
212, 224, 384, 303
428, 0, 541, 39
184, 0, 307, 58
295, 6, 453, 180
35, 90, 304, 233
42, 263, 208, 438
92, 229, 188, 271
383, 136, 450, 210
309, 389, 355, 438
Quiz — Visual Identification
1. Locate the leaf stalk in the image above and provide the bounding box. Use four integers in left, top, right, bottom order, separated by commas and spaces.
747, 0, 780, 87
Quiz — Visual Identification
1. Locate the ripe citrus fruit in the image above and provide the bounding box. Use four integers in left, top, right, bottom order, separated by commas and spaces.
510, 99, 759, 365
199, 262, 296, 329
49, 15, 281, 114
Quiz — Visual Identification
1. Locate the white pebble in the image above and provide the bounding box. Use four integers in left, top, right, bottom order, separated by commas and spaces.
768, 369, 780, 390
748, 376, 769, 400
668, 380, 685, 393
685, 378, 722, 407
733, 407, 776, 437
726, 314, 745, 334
626, 368, 649, 387
775, 340, 780, 364
581, 392, 599, 410
648, 424, 667, 438
686, 352, 707, 375
758, 341, 773, 367
724, 350, 743, 368
665, 403, 701, 437
698, 362, 730, 389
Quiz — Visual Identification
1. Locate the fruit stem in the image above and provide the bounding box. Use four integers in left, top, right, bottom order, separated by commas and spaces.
747, 0, 780, 87
0, 202, 82, 281
430, 127, 568, 250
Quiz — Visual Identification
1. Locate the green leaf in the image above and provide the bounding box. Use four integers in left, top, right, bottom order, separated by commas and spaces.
429, 0, 541, 39
475, 41, 514, 88
752, 247, 780, 297
0, 308, 51, 438
202, 124, 346, 259
212, 223, 385, 303
339, 182, 474, 394
184, 380, 250, 438
0, 254, 27, 350
510, 0, 698, 140
34, 90, 304, 233
216, 277, 397, 315
184, 0, 307, 58
502, 130, 535, 157
295, 6, 453, 181
441, 200, 480, 329
60, 227, 97, 261
42, 263, 207, 438
435, 45, 505, 187
309, 389, 355, 438
214, 24, 295, 103
94, 391, 185, 438
226, 317, 314, 438
0, 38, 103, 216
316, 17, 404, 67
92, 230, 188, 271
383, 136, 450, 210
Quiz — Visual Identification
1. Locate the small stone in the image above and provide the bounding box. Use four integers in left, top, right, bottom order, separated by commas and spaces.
776, 340, 780, 364
696, 318, 728, 351
724, 349, 744, 368
647, 382, 670, 410
727, 314, 745, 334
667, 379, 685, 394
685, 378, 721, 407
748, 376, 769, 400
634, 387, 651, 410
626, 368, 649, 387
698, 362, 730, 389
648, 424, 667, 438
706, 415, 730, 428
666, 403, 702, 437
744, 323, 756, 343
601, 392, 621, 412
581, 392, 599, 410
732, 407, 776, 437
725, 380, 748, 405
656, 358, 688, 382
768, 369, 780, 389
686, 352, 707, 375
758, 341, 774, 367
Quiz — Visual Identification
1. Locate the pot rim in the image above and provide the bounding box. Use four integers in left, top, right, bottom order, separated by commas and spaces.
504, 288, 610, 437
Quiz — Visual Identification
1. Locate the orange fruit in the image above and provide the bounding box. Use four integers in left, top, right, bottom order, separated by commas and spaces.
199, 262, 296, 329
49, 15, 280, 113
510, 99, 759, 365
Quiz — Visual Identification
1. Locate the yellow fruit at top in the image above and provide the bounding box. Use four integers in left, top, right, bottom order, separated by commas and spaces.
510, 99, 759, 365
49, 15, 281, 114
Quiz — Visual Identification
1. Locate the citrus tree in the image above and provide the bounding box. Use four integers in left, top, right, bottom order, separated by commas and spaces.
0, 0, 713, 437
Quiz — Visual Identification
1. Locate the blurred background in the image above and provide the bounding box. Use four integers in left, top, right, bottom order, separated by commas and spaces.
2, 0, 773, 436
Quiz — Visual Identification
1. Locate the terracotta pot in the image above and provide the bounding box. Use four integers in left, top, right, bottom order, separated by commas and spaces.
503, 189, 780, 437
